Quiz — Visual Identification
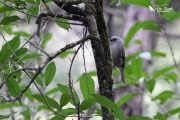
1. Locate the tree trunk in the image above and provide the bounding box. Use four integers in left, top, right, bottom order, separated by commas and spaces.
85, 1, 114, 119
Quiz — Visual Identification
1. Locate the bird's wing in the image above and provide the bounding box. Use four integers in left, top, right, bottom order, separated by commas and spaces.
120, 47, 125, 69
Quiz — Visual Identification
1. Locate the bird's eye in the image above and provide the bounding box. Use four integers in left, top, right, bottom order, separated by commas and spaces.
112, 38, 116, 41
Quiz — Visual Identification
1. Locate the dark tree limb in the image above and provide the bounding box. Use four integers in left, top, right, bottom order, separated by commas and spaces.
40, 13, 85, 22
53, 0, 85, 16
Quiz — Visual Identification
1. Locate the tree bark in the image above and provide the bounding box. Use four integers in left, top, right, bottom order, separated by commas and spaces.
85, 1, 114, 119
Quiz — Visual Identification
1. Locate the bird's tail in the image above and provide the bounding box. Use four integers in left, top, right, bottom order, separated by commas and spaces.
120, 68, 126, 86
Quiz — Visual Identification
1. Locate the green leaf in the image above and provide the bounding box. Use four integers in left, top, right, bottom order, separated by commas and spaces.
155, 0, 170, 8
145, 79, 156, 93
124, 21, 160, 48
73, 91, 80, 104
80, 99, 95, 111
59, 94, 71, 110
121, 0, 152, 7
5, 0, 26, 6
153, 67, 174, 79
36, 0, 41, 5
45, 62, 56, 86
0, 6, 14, 13
168, 107, 180, 115
4, 25, 12, 35
80, 73, 95, 99
175, 11, 180, 19
126, 52, 141, 62
0, 35, 20, 64
19, 52, 43, 61
32, 94, 59, 110
57, 84, 79, 104
124, 115, 152, 120
20, 109, 31, 120
29, 72, 44, 87
113, 69, 120, 75
24, 87, 33, 101
41, 32, 52, 49
116, 93, 139, 106
57, 84, 70, 94
45, 88, 59, 96
87, 71, 97, 76
152, 91, 175, 104
56, 18, 71, 30
133, 39, 142, 45
91, 94, 125, 119
25, 0, 35, 4
126, 51, 166, 62
14, 48, 28, 57
154, 112, 166, 120
59, 50, 75, 58
0, 16, 22, 25
60, 108, 76, 115
164, 72, 177, 83
0, 103, 22, 109
131, 57, 143, 79
13, 70, 22, 82
162, 9, 176, 22
6, 77, 21, 97
150, 51, 166, 57
27, 6, 38, 23
13, 31, 31, 37
51, 115, 65, 120
94, 109, 102, 116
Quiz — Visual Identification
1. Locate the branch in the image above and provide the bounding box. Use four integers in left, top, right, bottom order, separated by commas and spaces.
155, 11, 180, 74
157, 32, 180, 40
50, 35, 99, 59
53, 0, 85, 16
52, 0, 94, 4
24, 38, 50, 57
40, 13, 84, 22
41, 0, 53, 14
104, 7, 126, 19
12, 35, 99, 103
68, 44, 83, 120
54, 0, 82, 4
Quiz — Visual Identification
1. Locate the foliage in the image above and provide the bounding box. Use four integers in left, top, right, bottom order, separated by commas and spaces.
0, 0, 179, 120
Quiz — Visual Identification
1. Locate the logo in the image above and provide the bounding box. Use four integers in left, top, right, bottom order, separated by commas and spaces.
116, 0, 121, 7
149, 6, 155, 12
149, 4, 173, 13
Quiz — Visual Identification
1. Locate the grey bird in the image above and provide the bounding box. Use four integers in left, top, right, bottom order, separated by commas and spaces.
109, 36, 125, 85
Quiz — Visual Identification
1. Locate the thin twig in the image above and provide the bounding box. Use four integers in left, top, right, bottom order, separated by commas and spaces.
145, 92, 175, 120
41, 0, 52, 14
155, 11, 180, 74
38, 3, 65, 43
82, 27, 88, 76
68, 44, 83, 120
24, 38, 50, 57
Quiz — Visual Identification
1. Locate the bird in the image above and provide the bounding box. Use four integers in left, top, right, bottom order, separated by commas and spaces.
109, 36, 125, 85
